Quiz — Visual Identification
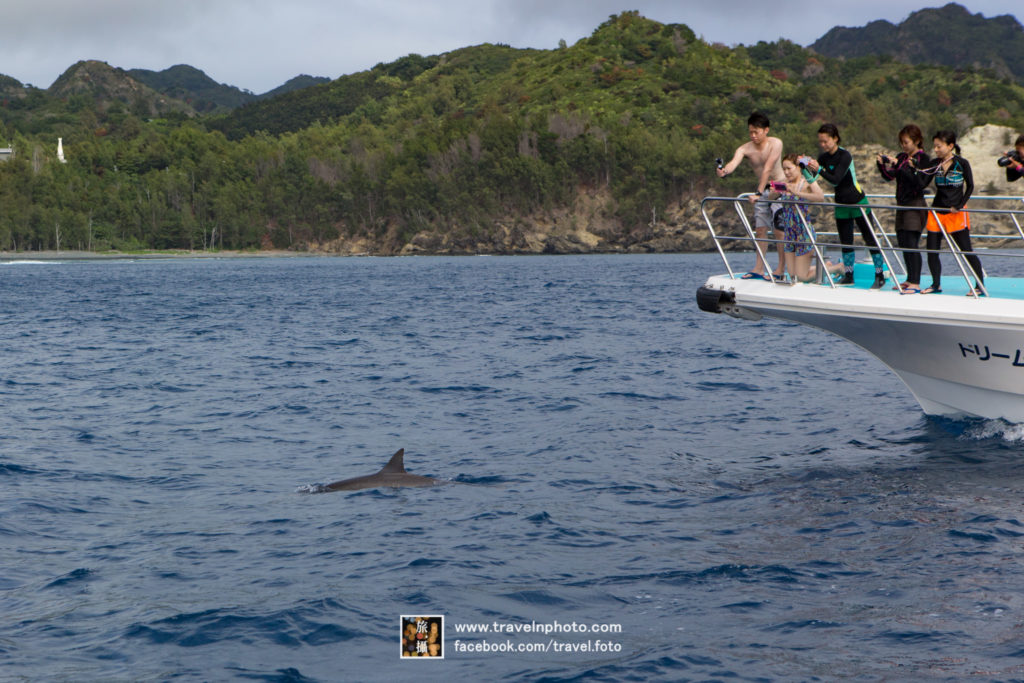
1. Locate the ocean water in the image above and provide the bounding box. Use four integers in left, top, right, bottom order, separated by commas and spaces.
2, 253, 1024, 682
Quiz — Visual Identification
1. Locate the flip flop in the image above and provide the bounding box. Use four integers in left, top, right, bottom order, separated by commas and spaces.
741, 272, 767, 280
902, 286, 921, 294
921, 286, 942, 294
965, 287, 986, 297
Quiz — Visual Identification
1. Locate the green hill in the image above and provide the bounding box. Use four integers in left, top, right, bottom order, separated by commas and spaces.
127, 66, 331, 113
258, 75, 332, 100
205, 47, 526, 140
128, 64, 256, 113
0, 10, 1023, 255
812, 3, 1024, 83
0, 73, 24, 93
49, 60, 195, 117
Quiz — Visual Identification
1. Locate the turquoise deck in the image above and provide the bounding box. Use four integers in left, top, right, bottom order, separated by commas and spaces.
827, 263, 1024, 299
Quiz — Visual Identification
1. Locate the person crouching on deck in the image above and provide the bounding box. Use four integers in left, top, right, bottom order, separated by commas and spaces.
771, 154, 844, 282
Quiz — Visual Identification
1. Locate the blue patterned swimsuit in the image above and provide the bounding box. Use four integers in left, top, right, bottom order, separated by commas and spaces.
775, 181, 814, 255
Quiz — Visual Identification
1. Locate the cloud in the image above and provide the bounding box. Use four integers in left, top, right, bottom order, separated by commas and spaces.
0, 0, 1020, 94
4, 0, 216, 85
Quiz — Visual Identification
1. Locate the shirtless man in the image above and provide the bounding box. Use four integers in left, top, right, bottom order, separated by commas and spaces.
717, 112, 786, 279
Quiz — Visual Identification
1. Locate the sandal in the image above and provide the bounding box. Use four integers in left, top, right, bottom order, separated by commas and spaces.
965, 286, 986, 297
902, 286, 921, 294
741, 272, 766, 280
921, 286, 942, 294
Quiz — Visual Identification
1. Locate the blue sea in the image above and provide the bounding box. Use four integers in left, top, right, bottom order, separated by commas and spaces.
3, 253, 1024, 682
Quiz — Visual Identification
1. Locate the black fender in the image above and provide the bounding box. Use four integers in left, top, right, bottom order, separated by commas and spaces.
696, 285, 762, 321
696, 286, 733, 314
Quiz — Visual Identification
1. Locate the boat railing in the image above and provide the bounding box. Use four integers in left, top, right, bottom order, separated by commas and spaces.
700, 193, 1024, 297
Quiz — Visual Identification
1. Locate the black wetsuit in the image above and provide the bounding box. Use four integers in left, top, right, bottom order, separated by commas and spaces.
877, 150, 929, 284
1006, 158, 1024, 183
918, 155, 981, 290
816, 147, 881, 272
927, 155, 973, 211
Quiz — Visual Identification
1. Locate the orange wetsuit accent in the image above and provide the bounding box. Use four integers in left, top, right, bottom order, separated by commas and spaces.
925, 209, 969, 234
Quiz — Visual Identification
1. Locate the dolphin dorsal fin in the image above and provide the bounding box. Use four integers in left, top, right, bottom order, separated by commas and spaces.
379, 448, 406, 474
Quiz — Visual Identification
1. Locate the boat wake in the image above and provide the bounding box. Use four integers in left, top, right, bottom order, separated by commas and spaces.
961, 419, 1024, 443
2, 261, 61, 266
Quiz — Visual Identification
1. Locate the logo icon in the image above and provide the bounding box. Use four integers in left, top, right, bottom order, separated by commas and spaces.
400, 615, 443, 658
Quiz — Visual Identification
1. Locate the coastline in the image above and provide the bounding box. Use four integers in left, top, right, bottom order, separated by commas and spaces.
0, 249, 325, 262
0, 248, 712, 261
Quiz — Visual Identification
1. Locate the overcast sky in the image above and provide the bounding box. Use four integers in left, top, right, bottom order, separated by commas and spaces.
2, 1, 1021, 94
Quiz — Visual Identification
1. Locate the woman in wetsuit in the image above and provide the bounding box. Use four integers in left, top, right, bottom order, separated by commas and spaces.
1001, 134, 1024, 183
876, 124, 929, 293
805, 124, 887, 288
918, 130, 984, 296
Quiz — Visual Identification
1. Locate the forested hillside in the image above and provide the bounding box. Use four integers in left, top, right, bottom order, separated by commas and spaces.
813, 3, 1024, 83
127, 65, 256, 113
1, 11, 1023, 254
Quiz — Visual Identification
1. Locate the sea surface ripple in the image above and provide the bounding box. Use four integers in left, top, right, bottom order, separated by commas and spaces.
2, 254, 1024, 681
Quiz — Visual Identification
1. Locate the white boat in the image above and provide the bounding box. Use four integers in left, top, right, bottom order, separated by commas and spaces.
696, 194, 1024, 422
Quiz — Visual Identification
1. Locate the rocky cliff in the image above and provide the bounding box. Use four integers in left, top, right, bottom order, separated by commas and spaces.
309, 124, 1024, 257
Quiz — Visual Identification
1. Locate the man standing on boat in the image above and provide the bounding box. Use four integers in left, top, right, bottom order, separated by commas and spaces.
717, 112, 786, 280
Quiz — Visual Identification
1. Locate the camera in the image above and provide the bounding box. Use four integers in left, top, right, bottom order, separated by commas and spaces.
797, 155, 813, 168
715, 157, 724, 170
768, 181, 787, 192
998, 151, 1023, 167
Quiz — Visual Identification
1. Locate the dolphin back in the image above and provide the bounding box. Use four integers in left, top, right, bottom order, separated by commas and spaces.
316, 448, 439, 492
378, 449, 406, 474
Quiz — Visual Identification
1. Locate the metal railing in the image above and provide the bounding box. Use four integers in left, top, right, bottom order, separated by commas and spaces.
701, 193, 1024, 298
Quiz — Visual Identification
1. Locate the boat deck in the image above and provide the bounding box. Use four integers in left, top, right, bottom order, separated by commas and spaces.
799, 263, 1024, 300
698, 195, 1024, 421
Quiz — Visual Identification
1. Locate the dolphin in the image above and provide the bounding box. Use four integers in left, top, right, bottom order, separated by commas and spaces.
319, 449, 441, 492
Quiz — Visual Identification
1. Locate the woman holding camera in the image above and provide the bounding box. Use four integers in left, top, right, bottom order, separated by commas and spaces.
1000, 134, 1024, 183
918, 130, 984, 296
805, 123, 886, 288
876, 124, 929, 293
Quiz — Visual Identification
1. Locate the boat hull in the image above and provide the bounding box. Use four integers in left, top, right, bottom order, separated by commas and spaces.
698, 274, 1024, 422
